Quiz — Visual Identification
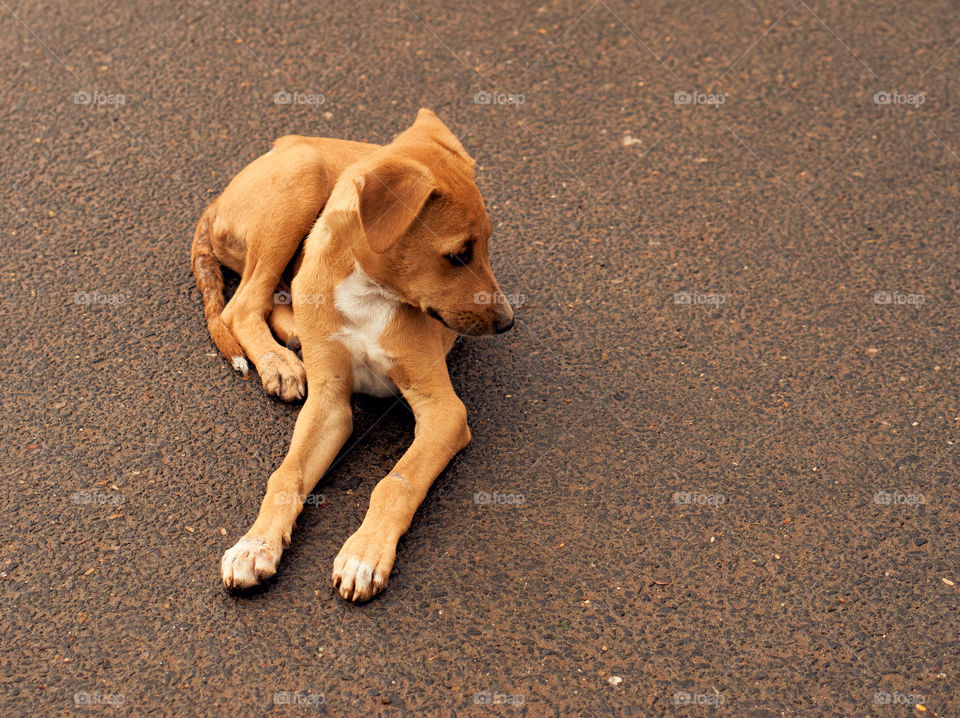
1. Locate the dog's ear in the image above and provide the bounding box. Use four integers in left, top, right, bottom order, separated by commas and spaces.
414, 108, 475, 167
354, 158, 434, 254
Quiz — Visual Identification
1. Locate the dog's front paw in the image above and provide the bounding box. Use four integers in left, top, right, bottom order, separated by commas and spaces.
221, 536, 282, 589
257, 349, 306, 402
332, 529, 397, 602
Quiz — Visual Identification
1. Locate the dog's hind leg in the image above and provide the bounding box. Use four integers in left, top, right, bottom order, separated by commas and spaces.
213, 143, 334, 401
217, 185, 323, 401
221, 252, 307, 402
268, 300, 300, 351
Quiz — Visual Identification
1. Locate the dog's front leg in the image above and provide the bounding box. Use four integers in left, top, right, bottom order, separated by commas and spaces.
333, 365, 470, 602
221, 343, 354, 589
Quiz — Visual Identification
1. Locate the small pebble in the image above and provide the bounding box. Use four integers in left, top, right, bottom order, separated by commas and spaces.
608, 676, 622, 686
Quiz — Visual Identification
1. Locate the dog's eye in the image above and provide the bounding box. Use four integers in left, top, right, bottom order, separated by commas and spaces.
444, 243, 473, 267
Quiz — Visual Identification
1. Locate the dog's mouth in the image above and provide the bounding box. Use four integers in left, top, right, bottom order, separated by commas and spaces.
425, 307, 481, 335
425, 306, 447, 327
425, 307, 503, 337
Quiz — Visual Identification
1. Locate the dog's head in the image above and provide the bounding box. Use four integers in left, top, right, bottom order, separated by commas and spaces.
351, 108, 514, 336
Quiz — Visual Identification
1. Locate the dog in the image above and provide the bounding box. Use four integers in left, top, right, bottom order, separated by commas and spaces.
191, 109, 515, 601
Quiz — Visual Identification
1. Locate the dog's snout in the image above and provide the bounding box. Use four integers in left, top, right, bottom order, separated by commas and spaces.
489, 290, 515, 334
494, 314, 515, 334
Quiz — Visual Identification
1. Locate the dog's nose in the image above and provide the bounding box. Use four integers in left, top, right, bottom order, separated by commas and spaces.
494, 314, 515, 333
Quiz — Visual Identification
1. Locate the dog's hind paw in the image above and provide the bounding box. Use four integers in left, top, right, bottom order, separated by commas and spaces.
221, 536, 281, 589
257, 349, 306, 402
231, 356, 249, 375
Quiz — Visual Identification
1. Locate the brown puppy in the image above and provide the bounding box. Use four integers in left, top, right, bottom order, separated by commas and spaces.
191, 109, 514, 601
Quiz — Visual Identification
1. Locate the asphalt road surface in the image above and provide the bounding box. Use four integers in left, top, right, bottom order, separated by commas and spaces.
2, 1, 959, 715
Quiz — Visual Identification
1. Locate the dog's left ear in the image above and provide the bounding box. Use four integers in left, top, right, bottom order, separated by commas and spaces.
414, 108, 476, 167
355, 158, 434, 254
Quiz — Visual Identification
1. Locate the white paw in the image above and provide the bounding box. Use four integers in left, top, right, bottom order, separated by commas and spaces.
221, 536, 281, 589
231, 356, 249, 375
332, 529, 396, 602
257, 350, 305, 402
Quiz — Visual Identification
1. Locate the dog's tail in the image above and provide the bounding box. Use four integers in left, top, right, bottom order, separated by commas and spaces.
191, 209, 249, 375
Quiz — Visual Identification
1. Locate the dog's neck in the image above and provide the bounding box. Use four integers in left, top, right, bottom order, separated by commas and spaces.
333, 261, 401, 326
310, 181, 409, 309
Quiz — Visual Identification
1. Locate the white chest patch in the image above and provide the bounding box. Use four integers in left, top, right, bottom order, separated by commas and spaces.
333, 263, 400, 397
